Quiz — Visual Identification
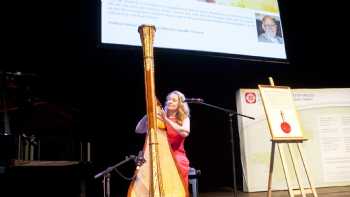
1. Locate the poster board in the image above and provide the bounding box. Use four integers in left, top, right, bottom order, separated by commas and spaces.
236, 88, 350, 192
258, 85, 305, 141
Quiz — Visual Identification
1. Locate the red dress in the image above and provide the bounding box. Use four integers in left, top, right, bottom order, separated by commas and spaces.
166, 117, 190, 187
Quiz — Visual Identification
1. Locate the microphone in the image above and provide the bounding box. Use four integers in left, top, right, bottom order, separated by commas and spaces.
183, 98, 204, 103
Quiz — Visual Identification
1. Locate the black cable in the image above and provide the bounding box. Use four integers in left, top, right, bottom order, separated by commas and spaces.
114, 168, 136, 181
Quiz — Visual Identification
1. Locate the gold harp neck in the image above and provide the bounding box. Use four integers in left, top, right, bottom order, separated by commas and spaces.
138, 25, 156, 58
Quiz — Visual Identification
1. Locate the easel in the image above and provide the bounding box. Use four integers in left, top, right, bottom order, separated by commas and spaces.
259, 77, 318, 197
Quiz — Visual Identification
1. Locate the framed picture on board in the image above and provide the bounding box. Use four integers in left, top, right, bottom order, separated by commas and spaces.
258, 85, 306, 141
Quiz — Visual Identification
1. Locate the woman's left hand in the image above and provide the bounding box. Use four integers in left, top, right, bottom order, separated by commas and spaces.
157, 109, 166, 121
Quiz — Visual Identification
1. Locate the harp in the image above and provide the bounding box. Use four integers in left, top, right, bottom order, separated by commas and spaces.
127, 25, 188, 197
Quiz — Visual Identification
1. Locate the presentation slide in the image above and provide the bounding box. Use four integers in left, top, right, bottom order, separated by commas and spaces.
236, 88, 350, 192
101, 0, 287, 59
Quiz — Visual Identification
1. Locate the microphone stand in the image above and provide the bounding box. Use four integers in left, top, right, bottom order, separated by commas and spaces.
188, 101, 254, 197
94, 155, 136, 197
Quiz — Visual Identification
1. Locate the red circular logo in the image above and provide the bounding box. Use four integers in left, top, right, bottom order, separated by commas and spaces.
245, 92, 256, 104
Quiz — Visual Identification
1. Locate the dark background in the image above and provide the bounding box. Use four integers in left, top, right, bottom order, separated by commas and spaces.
2, 0, 349, 196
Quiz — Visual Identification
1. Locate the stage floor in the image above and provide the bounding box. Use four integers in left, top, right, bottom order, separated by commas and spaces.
199, 186, 350, 197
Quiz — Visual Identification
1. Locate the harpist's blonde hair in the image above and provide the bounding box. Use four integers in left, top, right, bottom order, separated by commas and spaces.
165, 90, 190, 124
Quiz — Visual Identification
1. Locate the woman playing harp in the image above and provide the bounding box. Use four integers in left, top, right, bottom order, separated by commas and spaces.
135, 91, 191, 187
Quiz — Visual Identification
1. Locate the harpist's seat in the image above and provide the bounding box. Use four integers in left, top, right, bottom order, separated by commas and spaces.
189, 167, 201, 197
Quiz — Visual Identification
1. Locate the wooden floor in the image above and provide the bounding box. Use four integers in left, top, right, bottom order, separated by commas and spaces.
199, 186, 350, 197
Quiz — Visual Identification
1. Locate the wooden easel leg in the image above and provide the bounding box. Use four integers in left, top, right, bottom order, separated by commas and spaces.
267, 142, 276, 197
277, 143, 294, 197
297, 143, 318, 197
287, 143, 306, 197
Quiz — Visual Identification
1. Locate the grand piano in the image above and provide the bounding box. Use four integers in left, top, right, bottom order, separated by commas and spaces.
0, 71, 94, 197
